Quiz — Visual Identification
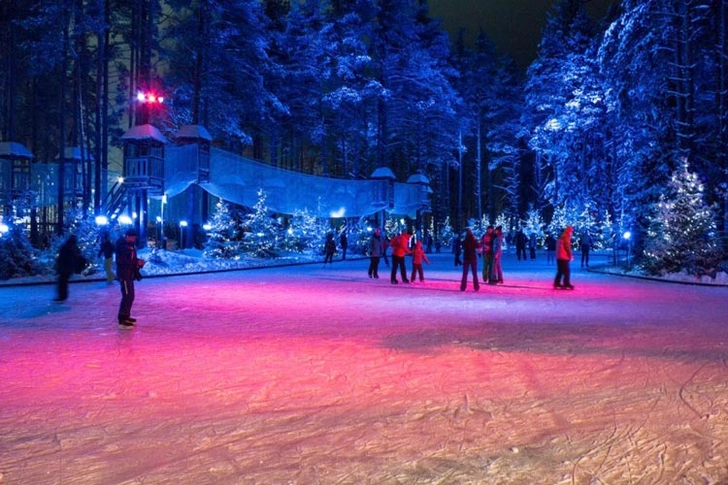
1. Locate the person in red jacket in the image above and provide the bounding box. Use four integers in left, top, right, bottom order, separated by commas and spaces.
390, 231, 412, 284
554, 225, 574, 289
410, 240, 430, 282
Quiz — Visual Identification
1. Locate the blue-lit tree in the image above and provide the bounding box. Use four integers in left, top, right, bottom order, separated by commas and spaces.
240, 189, 282, 258
204, 199, 244, 260
643, 159, 723, 276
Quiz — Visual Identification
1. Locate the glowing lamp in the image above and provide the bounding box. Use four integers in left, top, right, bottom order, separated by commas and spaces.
623, 231, 631, 240
118, 215, 133, 225
0, 223, 8, 234
95, 215, 109, 226
180, 220, 188, 227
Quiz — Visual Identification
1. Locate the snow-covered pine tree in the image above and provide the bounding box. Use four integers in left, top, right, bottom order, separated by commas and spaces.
204, 199, 244, 259
283, 209, 329, 254
548, 203, 579, 236
643, 160, 723, 277
240, 189, 281, 258
439, 216, 455, 249
0, 223, 39, 279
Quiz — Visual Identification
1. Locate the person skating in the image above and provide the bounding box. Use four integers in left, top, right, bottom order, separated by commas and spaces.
515, 228, 527, 261
115, 228, 145, 328
54, 234, 83, 302
580, 231, 592, 268
367, 228, 385, 279
98, 231, 115, 284
410, 240, 430, 282
554, 226, 575, 290
323, 232, 336, 266
480, 225, 494, 284
490, 226, 504, 284
340, 229, 348, 260
545, 232, 556, 265
460, 229, 480, 291
390, 231, 412, 284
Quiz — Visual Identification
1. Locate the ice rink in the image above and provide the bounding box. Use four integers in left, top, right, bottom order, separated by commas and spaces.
2, 252, 728, 484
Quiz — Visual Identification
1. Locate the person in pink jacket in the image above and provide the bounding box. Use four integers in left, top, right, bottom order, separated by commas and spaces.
410, 240, 431, 282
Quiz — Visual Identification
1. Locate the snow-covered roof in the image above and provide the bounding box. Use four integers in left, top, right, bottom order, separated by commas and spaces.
176, 125, 212, 142
0, 141, 33, 159
121, 124, 168, 144
56, 147, 94, 161
406, 173, 430, 185
370, 167, 396, 180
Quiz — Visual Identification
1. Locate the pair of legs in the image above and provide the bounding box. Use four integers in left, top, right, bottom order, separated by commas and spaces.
482, 254, 493, 282
368, 256, 380, 278
490, 257, 503, 284
411, 264, 425, 282
104, 257, 115, 283
554, 260, 572, 288
460, 259, 479, 291
118, 279, 136, 322
56, 272, 71, 301
391, 255, 408, 283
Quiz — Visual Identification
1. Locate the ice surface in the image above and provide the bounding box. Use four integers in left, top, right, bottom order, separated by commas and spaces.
1, 252, 727, 484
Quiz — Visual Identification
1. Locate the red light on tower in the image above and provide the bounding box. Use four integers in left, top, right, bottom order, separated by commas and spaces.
136, 91, 164, 104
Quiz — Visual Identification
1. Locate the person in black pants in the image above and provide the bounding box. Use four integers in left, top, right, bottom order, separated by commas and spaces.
460, 229, 480, 291
54, 234, 82, 302
115, 228, 145, 328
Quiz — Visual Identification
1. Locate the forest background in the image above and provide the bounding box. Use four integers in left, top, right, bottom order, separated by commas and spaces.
1, 0, 727, 278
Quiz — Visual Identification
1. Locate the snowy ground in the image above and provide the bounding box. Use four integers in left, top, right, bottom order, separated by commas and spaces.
1, 252, 728, 484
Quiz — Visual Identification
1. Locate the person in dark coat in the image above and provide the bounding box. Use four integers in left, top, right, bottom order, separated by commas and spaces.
515, 228, 528, 261
55, 234, 82, 302
98, 231, 115, 284
529, 232, 537, 260
580, 231, 593, 268
367, 228, 384, 278
453, 234, 462, 266
460, 229, 480, 291
340, 229, 348, 260
480, 225, 494, 284
115, 228, 145, 327
323, 232, 336, 266
545, 233, 556, 265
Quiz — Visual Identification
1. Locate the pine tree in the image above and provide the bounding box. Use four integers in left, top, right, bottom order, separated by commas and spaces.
283, 209, 329, 254
204, 200, 244, 260
240, 189, 281, 258
643, 160, 723, 276
0, 224, 38, 280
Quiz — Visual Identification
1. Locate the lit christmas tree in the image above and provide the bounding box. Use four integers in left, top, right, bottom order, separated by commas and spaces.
283, 208, 329, 254
204, 199, 244, 259
240, 188, 281, 257
643, 159, 723, 276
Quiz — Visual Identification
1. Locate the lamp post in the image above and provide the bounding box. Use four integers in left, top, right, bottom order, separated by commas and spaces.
179, 220, 188, 250
160, 194, 167, 250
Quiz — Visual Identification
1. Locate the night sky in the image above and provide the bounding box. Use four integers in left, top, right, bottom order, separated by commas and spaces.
429, 0, 614, 70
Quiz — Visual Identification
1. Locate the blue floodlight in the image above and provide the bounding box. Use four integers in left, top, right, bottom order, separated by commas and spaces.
179, 220, 188, 227
95, 215, 109, 226
0, 223, 8, 234
203, 223, 212, 231
623, 231, 631, 240
118, 215, 133, 225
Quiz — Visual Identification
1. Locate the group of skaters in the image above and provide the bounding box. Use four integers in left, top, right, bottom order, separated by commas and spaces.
365, 224, 579, 291
54, 228, 146, 328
